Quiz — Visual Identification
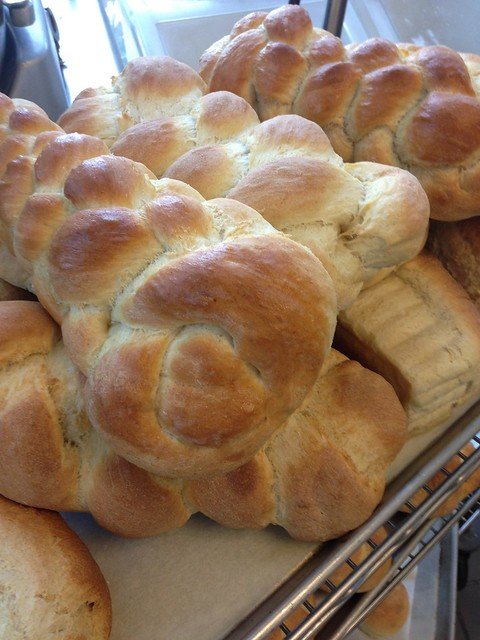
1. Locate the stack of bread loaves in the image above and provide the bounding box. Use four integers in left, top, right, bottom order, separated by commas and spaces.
1, 6, 480, 635
57, 57, 430, 310
56, 53, 480, 438
0, 90, 415, 542
0, 25, 479, 538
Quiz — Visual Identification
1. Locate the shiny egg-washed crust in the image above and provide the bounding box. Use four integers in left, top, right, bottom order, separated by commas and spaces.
200, 4, 480, 221
0, 95, 62, 287
0, 494, 111, 640
57, 65, 429, 310
0, 129, 337, 479
336, 252, 480, 435
0, 302, 407, 542
58, 56, 207, 146
428, 218, 480, 309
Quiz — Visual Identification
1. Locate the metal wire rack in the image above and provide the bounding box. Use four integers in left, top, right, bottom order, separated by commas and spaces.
458, 498, 480, 536
226, 399, 480, 640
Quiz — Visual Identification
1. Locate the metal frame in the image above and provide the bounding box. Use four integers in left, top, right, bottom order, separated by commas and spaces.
225, 400, 480, 640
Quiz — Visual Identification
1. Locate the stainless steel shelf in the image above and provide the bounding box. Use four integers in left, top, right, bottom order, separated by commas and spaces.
225, 400, 480, 640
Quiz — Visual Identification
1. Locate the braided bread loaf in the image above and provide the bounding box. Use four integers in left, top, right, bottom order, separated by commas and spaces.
57, 63, 429, 310
0, 123, 337, 479
0, 95, 62, 287
336, 252, 480, 435
0, 301, 406, 542
200, 4, 480, 222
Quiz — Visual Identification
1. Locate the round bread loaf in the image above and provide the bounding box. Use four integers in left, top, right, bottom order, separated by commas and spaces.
200, 4, 480, 221
359, 583, 410, 638
0, 494, 111, 640
0, 301, 407, 542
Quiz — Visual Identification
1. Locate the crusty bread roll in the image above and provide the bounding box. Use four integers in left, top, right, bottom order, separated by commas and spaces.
359, 583, 410, 638
336, 252, 480, 435
402, 443, 480, 517
0, 494, 111, 640
320, 527, 392, 593
56, 60, 430, 310
428, 218, 480, 309
0, 301, 406, 541
0, 125, 337, 480
200, 4, 480, 222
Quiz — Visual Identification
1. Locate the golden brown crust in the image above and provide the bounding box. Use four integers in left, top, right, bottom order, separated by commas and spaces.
201, 4, 480, 220
0, 302, 406, 542
190, 351, 406, 542
0, 130, 337, 479
59, 57, 207, 146
86, 230, 334, 478
56, 61, 430, 311
0, 494, 111, 640
88, 453, 190, 537
337, 252, 480, 434
360, 583, 410, 638
146, 108, 428, 311
0, 96, 61, 180
209, 30, 267, 103
187, 453, 276, 530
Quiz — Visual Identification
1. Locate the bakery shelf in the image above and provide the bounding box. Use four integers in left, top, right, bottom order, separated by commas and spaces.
225, 400, 480, 640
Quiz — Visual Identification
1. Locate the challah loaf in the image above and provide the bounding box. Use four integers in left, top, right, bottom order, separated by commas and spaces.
428, 218, 480, 309
0, 494, 111, 640
0, 301, 406, 542
58, 56, 207, 146
0, 129, 337, 480
336, 252, 480, 435
0, 95, 62, 287
58, 70, 429, 310
200, 4, 480, 222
